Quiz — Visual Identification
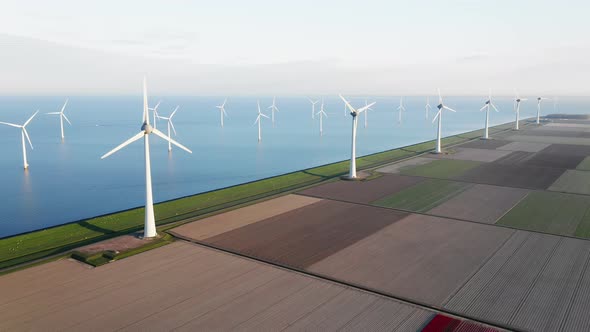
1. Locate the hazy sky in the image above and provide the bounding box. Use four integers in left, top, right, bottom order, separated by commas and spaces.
1, 0, 589, 95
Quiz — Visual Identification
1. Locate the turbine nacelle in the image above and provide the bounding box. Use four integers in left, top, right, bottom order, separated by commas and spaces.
437, 104, 443, 110
141, 122, 153, 134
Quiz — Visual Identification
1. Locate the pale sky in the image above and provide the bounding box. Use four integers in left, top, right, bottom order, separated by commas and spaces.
0, 0, 589, 95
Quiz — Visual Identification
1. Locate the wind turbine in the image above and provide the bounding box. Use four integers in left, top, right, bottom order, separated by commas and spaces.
480, 89, 500, 139
46, 99, 71, 140
317, 98, 328, 136
514, 92, 527, 130
364, 99, 374, 128
397, 97, 407, 124
432, 89, 457, 153
149, 100, 161, 130
425, 96, 432, 120
308, 98, 319, 120
216, 99, 228, 127
536, 96, 551, 124
268, 97, 280, 127
254, 100, 270, 142
157, 106, 179, 152
100, 78, 192, 238
0, 111, 38, 169
340, 94, 376, 179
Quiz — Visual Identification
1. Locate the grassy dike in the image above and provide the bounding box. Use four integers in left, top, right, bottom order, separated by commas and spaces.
0, 121, 519, 270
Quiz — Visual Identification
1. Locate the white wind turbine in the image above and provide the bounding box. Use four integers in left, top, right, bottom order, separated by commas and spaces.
397, 97, 407, 124
46, 99, 71, 140
514, 92, 527, 130
425, 96, 432, 120
101, 78, 192, 238
149, 100, 161, 130
157, 106, 179, 152
480, 89, 500, 139
254, 100, 270, 142
308, 98, 319, 120
536, 96, 551, 124
216, 99, 228, 127
432, 89, 457, 153
317, 98, 328, 136
0, 111, 38, 169
268, 97, 280, 127
364, 99, 374, 128
340, 94, 376, 179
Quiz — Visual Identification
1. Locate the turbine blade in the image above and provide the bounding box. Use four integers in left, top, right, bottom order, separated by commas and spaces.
222, 98, 227, 107
60, 99, 69, 114
339, 94, 356, 114
444, 106, 457, 112
143, 77, 149, 124
357, 102, 376, 113
101, 131, 144, 159
261, 113, 270, 119
170, 106, 179, 119
46, 112, 61, 115
432, 110, 441, 123
480, 105, 487, 111
253, 116, 260, 126
222, 108, 228, 117
23, 128, 33, 149
152, 128, 192, 154
438, 88, 443, 103
0, 121, 21, 128
491, 103, 500, 112
157, 116, 169, 120
170, 120, 177, 136
24, 110, 39, 127
62, 113, 72, 125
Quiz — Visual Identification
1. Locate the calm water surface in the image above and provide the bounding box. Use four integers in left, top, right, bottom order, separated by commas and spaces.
0, 95, 585, 237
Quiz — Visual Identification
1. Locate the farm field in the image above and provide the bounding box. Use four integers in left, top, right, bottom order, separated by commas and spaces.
399, 159, 482, 179
549, 170, 590, 195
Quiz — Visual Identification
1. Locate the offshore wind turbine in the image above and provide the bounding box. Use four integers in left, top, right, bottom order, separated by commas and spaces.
101, 78, 192, 238
308, 98, 319, 120
0, 111, 38, 169
46, 99, 70, 140
317, 98, 328, 136
480, 89, 500, 139
216, 99, 228, 127
363, 99, 374, 128
397, 97, 406, 124
254, 100, 270, 142
340, 94, 376, 179
514, 92, 527, 130
536, 96, 551, 124
149, 100, 161, 130
425, 96, 432, 120
268, 97, 280, 127
432, 89, 457, 153
157, 106, 179, 151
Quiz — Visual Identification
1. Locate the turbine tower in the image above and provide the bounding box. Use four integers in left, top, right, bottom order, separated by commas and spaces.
340, 94, 375, 179
536, 96, 550, 124
216, 99, 228, 127
46, 99, 71, 141
307, 98, 319, 120
425, 96, 432, 120
397, 97, 406, 124
432, 89, 457, 153
0, 111, 38, 169
268, 97, 280, 127
480, 89, 500, 139
254, 100, 269, 142
101, 78, 192, 238
317, 98, 328, 136
157, 106, 179, 152
514, 92, 527, 130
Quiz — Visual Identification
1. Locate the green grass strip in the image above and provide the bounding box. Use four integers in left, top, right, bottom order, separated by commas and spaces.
372, 179, 472, 213
497, 191, 590, 237
400, 159, 482, 179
